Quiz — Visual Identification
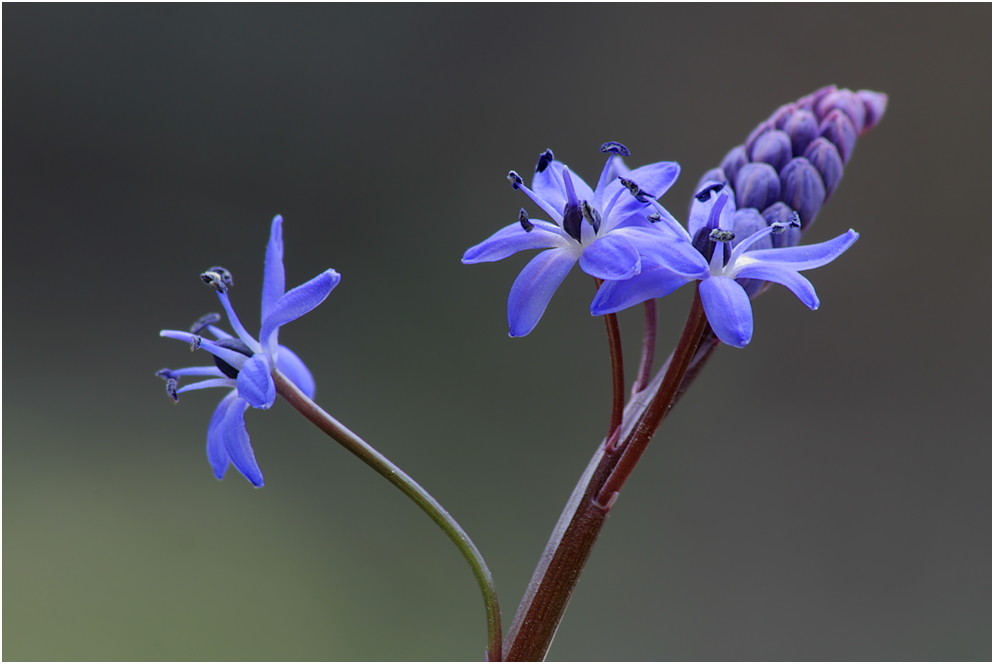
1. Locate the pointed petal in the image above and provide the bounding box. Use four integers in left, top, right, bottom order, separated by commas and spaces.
734, 265, 820, 309
688, 184, 737, 236
259, 269, 341, 354
611, 227, 709, 277
207, 392, 239, 480
507, 249, 578, 337
602, 161, 681, 220
236, 353, 275, 409
594, 155, 630, 209
222, 397, 264, 487
176, 378, 238, 394
532, 160, 568, 211
275, 345, 316, 399
579, 234, 641, 280
700, 276, 753, 347
590, 266, 694, 315
462, 221, 567, 264
738, 230, 858, 272
262, 215, 286, 323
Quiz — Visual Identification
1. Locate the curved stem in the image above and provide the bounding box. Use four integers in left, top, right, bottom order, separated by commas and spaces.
272, 369, 503, 661
632, 300, 657, 395
602, 311, 625, 446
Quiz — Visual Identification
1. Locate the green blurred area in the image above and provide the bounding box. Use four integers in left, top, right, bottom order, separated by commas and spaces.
3, 4, 990, 661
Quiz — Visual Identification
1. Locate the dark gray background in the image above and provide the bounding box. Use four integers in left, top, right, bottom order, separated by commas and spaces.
3, 4, 989, 661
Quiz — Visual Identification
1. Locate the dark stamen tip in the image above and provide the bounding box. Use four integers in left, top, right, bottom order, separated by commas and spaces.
647, 212, 662, 223
581, 201, 602, 232
619, 177, 650, 203
201, 267, 233, 293
190, 312, 222, 334
190, 336, 202, 351
518, 208, 534, 232
507, 171, 523, 190
600, 141, 631, 157
165, 378, 179, 403
771, 211, 802, 234
709, 229, 735, 243
156, 368, 175, 379
694, 182, 726, 202
535, 149, 555, 173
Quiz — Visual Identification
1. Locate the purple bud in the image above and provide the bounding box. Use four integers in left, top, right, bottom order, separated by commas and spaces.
696, 168, 726, 193
819, 109, 858, 163
803, 137, 844, 198
770, 103, 797, 129
720, 145, 747, 184
817, 89, 866, 133
796, 85, 837, 114
781, 109, 819, 156
732, 208, 773, 295
857, 90, 888, 132
749, 129, 792, 171
780, 157, 826, 229
744, 120, 774, 155
762, 202, 801, 248
734, 162, 781, 210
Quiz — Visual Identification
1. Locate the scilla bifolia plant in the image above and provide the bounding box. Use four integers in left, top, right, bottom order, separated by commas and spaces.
158, 86, 886, 661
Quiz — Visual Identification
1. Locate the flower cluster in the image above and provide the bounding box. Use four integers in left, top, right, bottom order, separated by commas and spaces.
158, 216, 340, 486
464, 85, 886, 346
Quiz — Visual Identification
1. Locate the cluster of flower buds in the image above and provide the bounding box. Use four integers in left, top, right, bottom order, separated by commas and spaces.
697, 85, 888, 248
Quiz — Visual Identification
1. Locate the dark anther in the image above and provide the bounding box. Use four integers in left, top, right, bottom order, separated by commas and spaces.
190, 312, 222, 334
600, 141, 631, 157
563, 202, 584, 242
518, 208, 534, 232
771, 211, 801, 234
581, 201, 602, 233
535, 149, 555, 173
164, 378, 179, 403
694, 182, 726, 202
155, 368, 175, 380
190, 336, 203, 351
619, 178, 650, 203
709, 229, 735, 243
647, 213, 662, 223
212, 338, 254, 379
507, 171, 524, 190
201, 267, 233, 294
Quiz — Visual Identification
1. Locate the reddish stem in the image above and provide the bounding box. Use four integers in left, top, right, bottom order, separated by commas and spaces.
632, 300, 657, 395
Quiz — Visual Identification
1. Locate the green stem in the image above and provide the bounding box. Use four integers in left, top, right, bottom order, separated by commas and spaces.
272, 369, 502, 661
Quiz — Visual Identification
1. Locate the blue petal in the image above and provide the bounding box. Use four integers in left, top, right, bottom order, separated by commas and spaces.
236, 353, 275, 409
688, 185, 737, 237
222, 397, 264, 487
532, 160, 568, 211
276, 345, 316, 399
262, 215, 286, 324
462, 221, 567, 264
507, 248, 578, 337
579, 234, 641, 280
741, 230, 858, 271
207, 392, 239, 479
590, 266, 694, 315
700, 276, 754, 348
612, 227, 709, 277
602, 161, 681, 220
594, 155, 630, 209
735, 265, 820, 309
260, 269, 341, 354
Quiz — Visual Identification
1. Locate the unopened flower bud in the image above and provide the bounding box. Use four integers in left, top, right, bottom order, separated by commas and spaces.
781, 109, 819, 156
720, 145, 748, 184
819, 109, 858, 163
749, 129, 792, 171
735, 162, 781, 210
816, 88, 866, 134
761, 202, 800, 248
803, 137, 844, 198
780, 158, 825, 229
858, 90, 888, 132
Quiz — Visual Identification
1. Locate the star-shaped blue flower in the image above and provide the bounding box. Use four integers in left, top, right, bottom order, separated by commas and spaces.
591, 184, 859, 348
462, 143, 705, 337
158, 215, 340, 486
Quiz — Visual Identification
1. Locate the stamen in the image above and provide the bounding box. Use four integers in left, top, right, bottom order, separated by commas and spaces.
211, 338, 255, 379
535, 149, 555, 173
156, 368, 176, 380
165, 378, 179, 403
647, 213, 662, 223
600, 141, 631, 157
190, 312, 222, 334
518, 208, 534, 232
709, 229, 735, 242
694, 182, 726, 202
581, 201, 602, 233
201, 267, 234, 294
190, 336, 202, 351
771, 210, 802, 234
619, 177, 651, 203
507, 171, 524, 190
563, 202, 584, 242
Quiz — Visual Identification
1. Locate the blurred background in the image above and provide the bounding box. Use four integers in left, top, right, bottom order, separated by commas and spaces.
3, 4, 989, 661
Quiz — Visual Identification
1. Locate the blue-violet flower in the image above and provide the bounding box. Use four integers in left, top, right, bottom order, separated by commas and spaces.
158, 215, 341, 486
591, 185, 859, 348
462, 143, 705, 337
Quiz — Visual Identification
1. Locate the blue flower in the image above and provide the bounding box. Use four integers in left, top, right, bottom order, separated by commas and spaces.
462, 143, 704, 337
591, 185, 859, 348
158, 215, 341, 486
